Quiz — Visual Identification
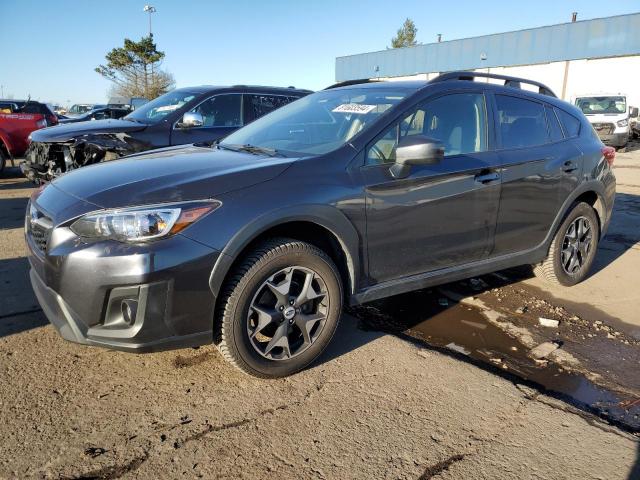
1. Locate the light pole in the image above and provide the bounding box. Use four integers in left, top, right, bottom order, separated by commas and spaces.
143, 5, 156, 37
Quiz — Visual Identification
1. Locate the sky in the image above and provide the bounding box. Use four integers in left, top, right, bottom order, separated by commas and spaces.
1, 0, 639, 105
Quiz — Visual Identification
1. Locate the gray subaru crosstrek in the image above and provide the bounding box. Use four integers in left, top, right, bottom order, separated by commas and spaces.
26, 72, 616, 378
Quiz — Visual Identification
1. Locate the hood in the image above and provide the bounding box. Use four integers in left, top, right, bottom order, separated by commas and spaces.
29, 118, 147, 142
50, 144, 295, 210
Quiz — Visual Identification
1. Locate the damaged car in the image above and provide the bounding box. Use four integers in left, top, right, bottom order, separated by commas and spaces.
22, 85, 311, 182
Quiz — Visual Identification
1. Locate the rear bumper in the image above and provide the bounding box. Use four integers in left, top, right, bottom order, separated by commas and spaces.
27, 226, 220, 353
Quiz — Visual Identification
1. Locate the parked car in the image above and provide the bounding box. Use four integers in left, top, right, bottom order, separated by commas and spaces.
65, 104, 98, 117
107, 96, 148, 111
0, 100, 58, 173
25, 72, 615, 378
58, 106, 131, 124
574, 94, 639, 149
22, 85, 311, 182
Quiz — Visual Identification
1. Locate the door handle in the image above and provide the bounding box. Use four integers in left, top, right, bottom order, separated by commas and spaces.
562, 161, 578, 173
474, 172, 500, 184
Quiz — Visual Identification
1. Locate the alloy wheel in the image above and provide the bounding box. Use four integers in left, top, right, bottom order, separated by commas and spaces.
247, 266, 329, 360
561, 216, 593, 275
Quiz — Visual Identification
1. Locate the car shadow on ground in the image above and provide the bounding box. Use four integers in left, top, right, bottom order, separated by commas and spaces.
622, 139, 640, 153
589, 192, 640, 277
0, 196, 29, 230
0, 256, 45, 339
630, 450, 640, 480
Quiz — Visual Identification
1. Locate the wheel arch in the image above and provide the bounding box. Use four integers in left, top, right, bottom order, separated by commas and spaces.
537, 181, 610, 263
559, 184, 609, 239
208, 205, 360, 305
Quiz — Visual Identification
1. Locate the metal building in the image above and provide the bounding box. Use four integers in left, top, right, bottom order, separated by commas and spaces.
335, 13, 640, 104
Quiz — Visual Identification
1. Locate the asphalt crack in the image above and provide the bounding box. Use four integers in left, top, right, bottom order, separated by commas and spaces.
418, 454, 466, 479
59, 381, 326, 479
61, 451, 149, 480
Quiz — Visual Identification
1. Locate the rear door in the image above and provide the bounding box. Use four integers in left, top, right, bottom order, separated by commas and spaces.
491, 93, 583, 256
170, 93, 243, 145
363, 91, 502, 283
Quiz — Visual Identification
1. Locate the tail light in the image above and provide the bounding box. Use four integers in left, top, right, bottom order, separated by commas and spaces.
46, 114, 58, 126
601, 146, 615, 166
35, 118, 47, 128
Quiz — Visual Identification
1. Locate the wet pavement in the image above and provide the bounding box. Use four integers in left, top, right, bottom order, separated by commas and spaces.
349, 271, 640, 433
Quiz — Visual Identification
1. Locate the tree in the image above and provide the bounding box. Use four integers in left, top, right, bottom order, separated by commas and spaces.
95, 36, 175, 100
390, 18, 418, 48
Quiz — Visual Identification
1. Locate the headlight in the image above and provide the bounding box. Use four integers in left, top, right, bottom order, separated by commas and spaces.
617, 119, 628, 128
70, 201, 220, 242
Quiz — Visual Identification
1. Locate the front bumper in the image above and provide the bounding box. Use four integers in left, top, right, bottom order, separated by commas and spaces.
27, 223, 221, 353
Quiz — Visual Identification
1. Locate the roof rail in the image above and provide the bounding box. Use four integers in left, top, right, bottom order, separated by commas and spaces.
431, 71, 557, 98
324, 78, 385, 90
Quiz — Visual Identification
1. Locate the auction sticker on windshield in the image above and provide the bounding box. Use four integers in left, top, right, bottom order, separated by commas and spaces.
332, 104, 377, 114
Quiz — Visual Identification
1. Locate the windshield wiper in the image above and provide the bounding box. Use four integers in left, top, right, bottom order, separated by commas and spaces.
217, 143, 284, 157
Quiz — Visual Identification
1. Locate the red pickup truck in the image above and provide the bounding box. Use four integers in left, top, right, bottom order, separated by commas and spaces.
0, 100, 58, 174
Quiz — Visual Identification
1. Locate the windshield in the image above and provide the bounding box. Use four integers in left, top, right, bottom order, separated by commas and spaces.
124, 90, 197, 124
576, 96, 627, 115
220, 87, 410, 156
68, 104, 92, 114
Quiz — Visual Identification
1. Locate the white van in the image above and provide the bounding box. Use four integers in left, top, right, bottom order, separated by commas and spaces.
574, 94, 639, 148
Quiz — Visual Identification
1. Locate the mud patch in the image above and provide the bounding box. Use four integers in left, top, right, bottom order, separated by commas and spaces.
172, 351, 213, 369
349, 279, 640, 432
418, 454, 466, 479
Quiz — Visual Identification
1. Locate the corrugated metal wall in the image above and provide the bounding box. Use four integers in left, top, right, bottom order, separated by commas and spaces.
335, 13, 640, 81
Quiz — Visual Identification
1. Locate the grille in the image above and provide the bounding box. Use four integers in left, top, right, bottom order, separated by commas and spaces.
592, 122, 615, 135
27, 203, 52, 253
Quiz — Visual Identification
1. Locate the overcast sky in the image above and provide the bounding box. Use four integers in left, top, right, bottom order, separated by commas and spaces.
1, 0, 638, 104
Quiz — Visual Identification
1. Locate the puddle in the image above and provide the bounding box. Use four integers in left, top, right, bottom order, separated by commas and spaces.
349, 286, 640, 432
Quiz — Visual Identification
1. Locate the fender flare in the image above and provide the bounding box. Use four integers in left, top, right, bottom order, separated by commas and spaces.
536, 180, 609, 261
208, 204, 361, 300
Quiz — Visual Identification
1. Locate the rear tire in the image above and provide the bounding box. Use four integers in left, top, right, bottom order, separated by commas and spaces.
215, 238, 343, 378
533, 202, 599, 286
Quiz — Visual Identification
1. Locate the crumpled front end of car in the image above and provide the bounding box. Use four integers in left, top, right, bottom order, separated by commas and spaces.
23, 133, 141, 183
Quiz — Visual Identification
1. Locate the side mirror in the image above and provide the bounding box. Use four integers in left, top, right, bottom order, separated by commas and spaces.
630, 107, 639, 118
178, 111, 204, 129
390, 135, 444, 179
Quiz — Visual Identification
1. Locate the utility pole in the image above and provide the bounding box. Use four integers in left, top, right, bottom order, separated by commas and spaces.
561, 12, 578, 99
143, 5, 156, 37
0, 85, 4, 98
143, 5, 157, 98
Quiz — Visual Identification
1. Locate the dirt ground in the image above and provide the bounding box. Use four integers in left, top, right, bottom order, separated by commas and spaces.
1, 148, 639, 480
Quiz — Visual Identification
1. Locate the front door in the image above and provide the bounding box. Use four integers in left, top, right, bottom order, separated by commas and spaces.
171, 94, 243, 145
363, 92, 502, 284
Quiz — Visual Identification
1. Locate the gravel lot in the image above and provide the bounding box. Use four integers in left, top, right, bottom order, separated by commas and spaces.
1, 151, 639, 479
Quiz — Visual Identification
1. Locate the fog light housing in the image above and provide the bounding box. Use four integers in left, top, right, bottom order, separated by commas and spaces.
121, 299, 138, 325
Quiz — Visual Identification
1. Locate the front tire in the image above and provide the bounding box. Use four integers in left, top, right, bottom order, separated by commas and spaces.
215, 238, 343, 378
534, 202, 599, 286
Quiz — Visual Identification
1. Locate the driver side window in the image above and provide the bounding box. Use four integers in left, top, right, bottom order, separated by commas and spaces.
191, 94, 242, 127
366, 93, 487, 165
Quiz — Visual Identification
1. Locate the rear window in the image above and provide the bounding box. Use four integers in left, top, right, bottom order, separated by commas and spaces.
496, 95, 549, 149
555, 108, 581, 138
247, 94, 300, 119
